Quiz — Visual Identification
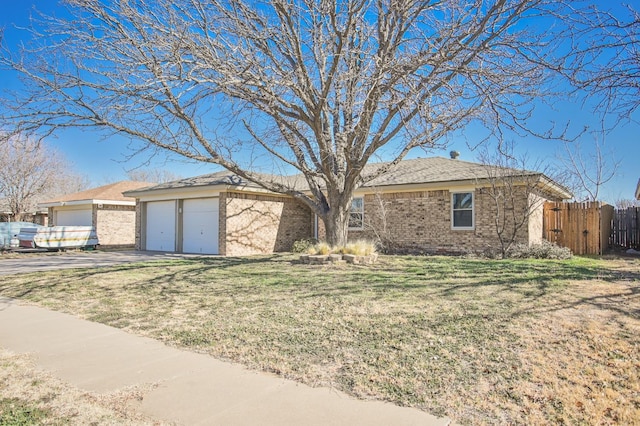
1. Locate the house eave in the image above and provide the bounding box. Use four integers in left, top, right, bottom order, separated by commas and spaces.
125, 182, 280, 200
354, 176, 572, 200
39, 199, 136, 208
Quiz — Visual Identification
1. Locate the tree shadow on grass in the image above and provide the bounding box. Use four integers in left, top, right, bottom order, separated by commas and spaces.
2, 253, 638, 322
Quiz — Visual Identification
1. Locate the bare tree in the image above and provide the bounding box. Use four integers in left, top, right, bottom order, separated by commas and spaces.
1, 0, 586, 245
566, 4, 640, 118
0, 134, 89, 221
362, 189, 394, 253
477, 143, 554, 258
557, 136, 620, 202
615, 198, 640, 209
126, 168, 183, 184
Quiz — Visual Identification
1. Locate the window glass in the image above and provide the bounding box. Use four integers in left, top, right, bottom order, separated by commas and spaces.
453, 192, 473, 209
349, 197, 364, 229
452, 192, 473, 229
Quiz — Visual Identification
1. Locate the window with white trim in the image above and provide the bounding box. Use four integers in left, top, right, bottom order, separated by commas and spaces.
348, 197, 364, 229
452, 192, 474, 229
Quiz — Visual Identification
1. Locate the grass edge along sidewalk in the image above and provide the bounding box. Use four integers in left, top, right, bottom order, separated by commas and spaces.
0, 254, 638, 425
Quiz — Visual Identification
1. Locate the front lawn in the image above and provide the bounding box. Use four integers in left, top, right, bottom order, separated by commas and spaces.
1, 254, 638, 425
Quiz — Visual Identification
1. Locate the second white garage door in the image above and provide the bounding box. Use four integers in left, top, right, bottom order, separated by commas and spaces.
146, 200, 176, 252
182, 198, 219, 254
56, 209, 93, 226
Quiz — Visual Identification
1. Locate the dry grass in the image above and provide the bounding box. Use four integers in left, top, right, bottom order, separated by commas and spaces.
305, 239, 377, 255
0, 253, 638, 425
0, 349, 165, 425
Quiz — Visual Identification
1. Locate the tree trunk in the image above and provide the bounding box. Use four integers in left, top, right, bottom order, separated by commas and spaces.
322, 207, 350, 248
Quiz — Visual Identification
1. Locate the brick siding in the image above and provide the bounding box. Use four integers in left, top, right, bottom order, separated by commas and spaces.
132, 185, 547, 255
337, 187, 547, 254
220, 192, 312, 256
95, 204, 137, 248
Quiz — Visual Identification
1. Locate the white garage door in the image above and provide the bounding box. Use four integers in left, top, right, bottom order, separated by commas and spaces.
182, 198, 219, 254
56, 209, 93, 226
146, 200, 176, 252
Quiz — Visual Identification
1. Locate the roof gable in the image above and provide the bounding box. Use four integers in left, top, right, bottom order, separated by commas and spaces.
41, 181, 154, 205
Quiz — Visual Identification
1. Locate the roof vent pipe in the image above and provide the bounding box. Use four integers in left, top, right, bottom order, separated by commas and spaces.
449, 150, 460, 159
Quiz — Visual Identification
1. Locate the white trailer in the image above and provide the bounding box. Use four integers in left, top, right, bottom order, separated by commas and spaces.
18, 226, 99, 250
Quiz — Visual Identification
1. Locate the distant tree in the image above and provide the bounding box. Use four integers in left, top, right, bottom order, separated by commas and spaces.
557, 137, 620, 202
0, 134, 89, 221
0, 0, 606, 246
615, 199, 640, 209
126, 168, 183, 184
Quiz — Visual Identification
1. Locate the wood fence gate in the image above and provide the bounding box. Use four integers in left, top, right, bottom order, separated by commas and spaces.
611, 207, 640, 249
543, 201, 614, 255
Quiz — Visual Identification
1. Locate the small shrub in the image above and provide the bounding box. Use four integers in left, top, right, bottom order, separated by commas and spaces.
304, 240, 377, 257
343, 240, 378, 256
506, 241, 572, 260
307, 241, 333, 255
291, 238, 318, 253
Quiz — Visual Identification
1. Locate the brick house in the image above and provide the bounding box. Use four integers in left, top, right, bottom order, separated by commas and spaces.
338, 157, 570, 254
125, 173, 312, 256
125, 157, 571, 256
39, 181, 152, 248
0, 200, 48, 225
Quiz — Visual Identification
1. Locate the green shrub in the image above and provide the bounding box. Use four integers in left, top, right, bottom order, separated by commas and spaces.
506, 241, 572, 260
291, 238, 318, 253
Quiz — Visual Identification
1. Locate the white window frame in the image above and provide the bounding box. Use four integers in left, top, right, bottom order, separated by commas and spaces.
348, 197, 364, 230
451, 191, 474, 230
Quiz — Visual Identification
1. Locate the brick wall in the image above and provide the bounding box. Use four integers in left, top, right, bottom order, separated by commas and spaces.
95, 204, 137, 248
133, 201, 142, 250
221, 192, 312, 256
343, 186, 545, 254
527, 192, 546, 246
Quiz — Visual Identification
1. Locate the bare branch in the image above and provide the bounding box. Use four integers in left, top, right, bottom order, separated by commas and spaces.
0, 133, 90, 219
0, 0, 588, 245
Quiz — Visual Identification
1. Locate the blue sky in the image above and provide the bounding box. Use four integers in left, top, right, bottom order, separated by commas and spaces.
1, 1, 638, 202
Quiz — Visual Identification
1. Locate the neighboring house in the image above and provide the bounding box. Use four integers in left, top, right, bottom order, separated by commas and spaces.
0, 199, 48, 225
124, 157, 571, 256
39, 181, 152, 248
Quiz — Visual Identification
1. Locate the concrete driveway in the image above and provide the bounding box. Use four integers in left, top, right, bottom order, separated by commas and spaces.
0, 250, 209, 276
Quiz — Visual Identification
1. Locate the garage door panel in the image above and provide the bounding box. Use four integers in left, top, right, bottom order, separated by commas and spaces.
182, 198, 218, 254
146, 201, 176, 252
56, 209, 93, 226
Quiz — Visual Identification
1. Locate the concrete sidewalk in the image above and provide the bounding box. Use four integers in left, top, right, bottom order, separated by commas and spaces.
0, 298, 450, 425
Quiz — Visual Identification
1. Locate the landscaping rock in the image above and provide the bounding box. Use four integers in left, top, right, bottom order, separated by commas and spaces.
300, 253, 378, 265
343, 253, 378, 264
308, 254, 330, 265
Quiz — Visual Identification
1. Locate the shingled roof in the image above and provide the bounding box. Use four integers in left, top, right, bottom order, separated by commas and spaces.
361, 157, 537, 187
124, 169, 307, 195
40, 181, 154, 206
123, 157, 570, 199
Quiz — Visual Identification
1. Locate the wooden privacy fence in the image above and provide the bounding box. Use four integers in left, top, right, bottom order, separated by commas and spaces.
543, 201, 614, 255
611, 207, 640, 249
